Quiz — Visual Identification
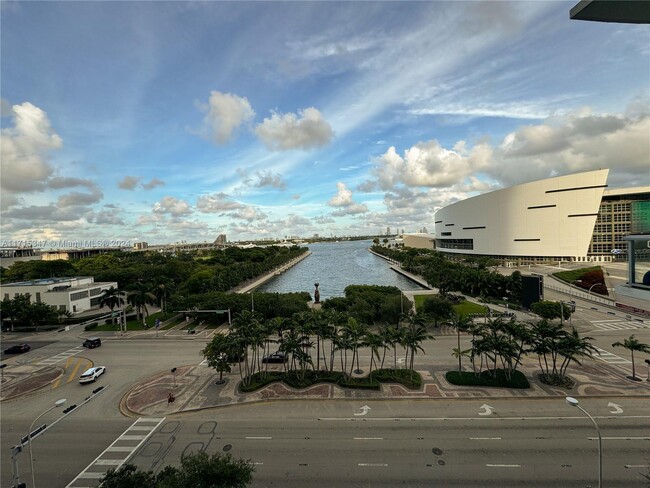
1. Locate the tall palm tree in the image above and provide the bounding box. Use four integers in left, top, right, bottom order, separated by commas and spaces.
152, 280, 172, 317
612, 335, 650, 380
402, 324, 433, 379
126, 283, 155, 324
364, 331, 383, 380
99, 286, 125, 325
450, 314, 473, 372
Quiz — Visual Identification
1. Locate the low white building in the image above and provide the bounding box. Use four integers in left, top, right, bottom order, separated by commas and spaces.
403, 233, 436, 250
0, 277, 118, 314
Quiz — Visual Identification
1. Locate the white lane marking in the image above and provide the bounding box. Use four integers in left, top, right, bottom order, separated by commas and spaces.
626, 465, 650, 468
66, 417, 165, 488
486, 464, 521, 468
358, 463, 388, 467
94, 459, 123, 465
470, 437, 502, 440
354, 437, 384, 440
253, 462, 264, 465
589, 437, 650, 440
594, 346, 632, 364
245, 436, 272, 439
37, 346, 85, 365
319, 415, 650, 422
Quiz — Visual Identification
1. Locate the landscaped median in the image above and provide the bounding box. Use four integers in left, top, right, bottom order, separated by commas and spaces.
445, 369, 530, 389
239, 369, 422, 393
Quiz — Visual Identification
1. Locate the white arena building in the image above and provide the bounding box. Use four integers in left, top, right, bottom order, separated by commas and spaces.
433, 169, 649, 263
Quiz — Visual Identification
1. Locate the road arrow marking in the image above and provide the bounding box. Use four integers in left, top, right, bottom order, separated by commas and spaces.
354, 405, 371, 416
397, 358, 405, 364
608, 402, 623, 414
478, 404, 495, 416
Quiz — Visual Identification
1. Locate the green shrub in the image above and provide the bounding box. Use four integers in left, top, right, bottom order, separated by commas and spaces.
84, 322, 98, 331
445, 369, 530, 389
239, 368, 422, 393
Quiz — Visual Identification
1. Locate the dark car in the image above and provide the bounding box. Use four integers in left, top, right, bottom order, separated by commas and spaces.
4, 343, 31, 354
83, 337, 102, 348
262, 351, 288, 364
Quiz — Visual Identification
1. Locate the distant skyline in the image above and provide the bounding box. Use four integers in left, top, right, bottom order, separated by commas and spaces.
2, 1, 649, 244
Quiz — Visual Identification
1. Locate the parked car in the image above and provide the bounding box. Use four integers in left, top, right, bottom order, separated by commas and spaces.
79, 366, 106, 384
82, 337, 102, 348
262, 351, 288, 364
3, 343, 31, 354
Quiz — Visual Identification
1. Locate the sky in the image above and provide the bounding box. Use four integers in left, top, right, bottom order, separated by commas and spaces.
1, 1, 649, 246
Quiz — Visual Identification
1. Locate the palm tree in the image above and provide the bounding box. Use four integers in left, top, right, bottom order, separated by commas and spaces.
126, 283, 155, 325
451, 347, 472, 373
99, 286, 125, 325
450, 314, 473, 372
364, 331, 383, 380
152, 280, 172, 317
612, 335, 650, 380
402, 324, 433, 380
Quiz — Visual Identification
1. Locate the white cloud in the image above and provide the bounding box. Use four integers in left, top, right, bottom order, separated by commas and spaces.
142, 178, 165, 190
0, 102, 62, 192
367, 141, 492, 190
230, 206, 268, 222
328, 182, 368, 215
201, 91, 255, 144
153, 196, 193, 216
57, 187, 103, 207
118, 175, 141, 190
237, 169, 287, 190
196, 192, 244, 213
255, 107, 334, 151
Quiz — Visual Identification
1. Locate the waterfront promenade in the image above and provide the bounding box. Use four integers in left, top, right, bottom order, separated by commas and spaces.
230, 250, 312, 294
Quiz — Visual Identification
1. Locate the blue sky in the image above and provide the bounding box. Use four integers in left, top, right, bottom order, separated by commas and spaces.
1, 1, 649, 245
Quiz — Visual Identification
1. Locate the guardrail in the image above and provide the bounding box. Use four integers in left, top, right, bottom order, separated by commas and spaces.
545, 284, 614, 305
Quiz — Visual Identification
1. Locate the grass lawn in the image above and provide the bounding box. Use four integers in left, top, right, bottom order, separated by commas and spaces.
453, 301, 489, 317
413, 295, 427, 311
553, 266, 602, 284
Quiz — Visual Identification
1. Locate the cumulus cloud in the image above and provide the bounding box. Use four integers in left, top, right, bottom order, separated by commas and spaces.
118, 176, 140, 190
493, 111, 650, 186
255, 107, 333, 151
48, 177, 96, 189
237, 169, 287, 190
153, 196, 193, 216
366, 140, 492, 191
201, 91, 255, 144
0, 102, 62, 192
91, 209, 125, 226
142, 178, 165, 190
328, 182, 368, 215
230, 206, 268, 222
57, 187, 103, 207
196, 192, 245, 213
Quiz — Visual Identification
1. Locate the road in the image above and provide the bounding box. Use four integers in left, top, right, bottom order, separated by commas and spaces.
1, 301, 649, 488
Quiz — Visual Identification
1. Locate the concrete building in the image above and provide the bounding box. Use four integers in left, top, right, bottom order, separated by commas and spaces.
434, 169, 649, 264
0, 277, 118, 314
403, 233, 436, 250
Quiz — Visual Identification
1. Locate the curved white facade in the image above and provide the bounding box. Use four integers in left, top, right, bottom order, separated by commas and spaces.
434, 170, 609, 259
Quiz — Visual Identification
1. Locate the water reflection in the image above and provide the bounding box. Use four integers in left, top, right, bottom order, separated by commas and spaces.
257, 240, 424, 299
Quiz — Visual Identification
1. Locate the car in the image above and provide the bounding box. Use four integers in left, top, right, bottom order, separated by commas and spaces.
79, 366, 106, 384
3, 344, 31, 354
262, 351, 288, 364
82, 337, 102, 348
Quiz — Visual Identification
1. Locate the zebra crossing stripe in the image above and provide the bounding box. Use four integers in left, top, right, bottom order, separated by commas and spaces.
37, 346, 85, 366
594, 347, 631, 364
66, 417, 165, 487
590, 320, 647, 332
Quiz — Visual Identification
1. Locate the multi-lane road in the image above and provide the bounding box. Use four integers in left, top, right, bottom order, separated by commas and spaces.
1, 297, 649, 488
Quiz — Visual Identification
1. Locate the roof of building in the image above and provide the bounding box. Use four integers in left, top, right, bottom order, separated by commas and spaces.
603, 186, 650, 198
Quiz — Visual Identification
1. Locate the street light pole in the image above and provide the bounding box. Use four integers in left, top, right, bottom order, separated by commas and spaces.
29, 398, 66, 488
566, 396, 602, 488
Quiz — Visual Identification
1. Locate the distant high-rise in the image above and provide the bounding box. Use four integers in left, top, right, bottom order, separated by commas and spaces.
422, 226, 428, 234
214, 234, 227, 245
386, 226, 391, 235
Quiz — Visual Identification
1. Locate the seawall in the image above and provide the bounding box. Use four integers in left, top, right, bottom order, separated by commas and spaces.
367, 248, 432, 290
232, 251, 312, 294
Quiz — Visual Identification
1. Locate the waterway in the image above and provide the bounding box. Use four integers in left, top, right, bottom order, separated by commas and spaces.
256, 240, 425, 299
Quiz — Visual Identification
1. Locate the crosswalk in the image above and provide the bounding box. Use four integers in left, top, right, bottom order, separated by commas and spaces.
590, 319, 648, 332
37, 346, 85, 366
66, 417, 165, 487
594, 346, 631, 365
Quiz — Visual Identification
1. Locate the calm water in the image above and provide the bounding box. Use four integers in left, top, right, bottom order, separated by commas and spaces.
257, 240, 424, 299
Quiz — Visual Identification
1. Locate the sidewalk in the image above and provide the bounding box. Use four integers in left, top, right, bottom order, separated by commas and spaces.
120, 352, 650, 418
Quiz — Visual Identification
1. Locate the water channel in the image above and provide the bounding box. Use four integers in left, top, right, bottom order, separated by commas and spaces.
256, 240, 425, 299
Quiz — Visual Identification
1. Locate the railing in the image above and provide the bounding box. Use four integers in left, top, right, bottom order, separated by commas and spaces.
544, 284, 614, 306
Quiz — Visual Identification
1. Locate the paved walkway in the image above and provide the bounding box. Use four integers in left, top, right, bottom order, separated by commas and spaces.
120, 351, 650, 417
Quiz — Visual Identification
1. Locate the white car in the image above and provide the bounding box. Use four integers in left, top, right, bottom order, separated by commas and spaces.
79, 366, 106, 384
